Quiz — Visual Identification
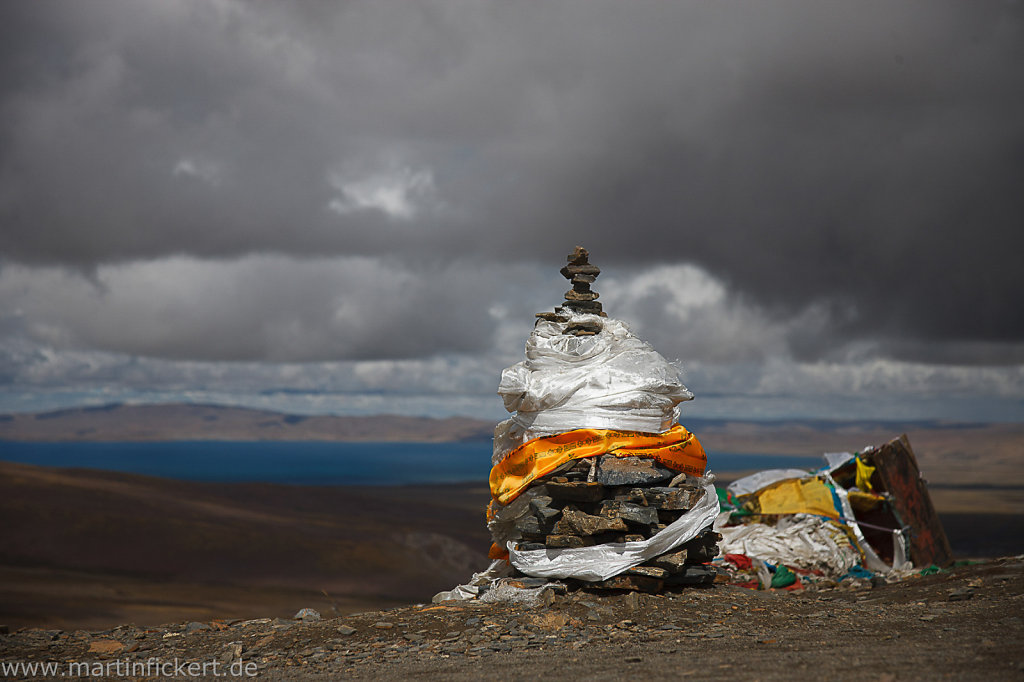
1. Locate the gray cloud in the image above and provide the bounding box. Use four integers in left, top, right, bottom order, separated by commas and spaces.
0, 256, 562, 361
0, 0, 1022, 420
2, 255, 1021, 423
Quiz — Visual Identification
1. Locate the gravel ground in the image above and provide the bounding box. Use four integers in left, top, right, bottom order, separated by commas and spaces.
2, 557, 1022, 681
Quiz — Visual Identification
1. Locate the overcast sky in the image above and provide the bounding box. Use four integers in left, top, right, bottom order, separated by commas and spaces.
1, 0, 1022, 423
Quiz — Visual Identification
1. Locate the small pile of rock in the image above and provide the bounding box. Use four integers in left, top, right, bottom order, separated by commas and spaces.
510, 455, 720, 594
557, 246, 603, 316
536, 246, 605, 333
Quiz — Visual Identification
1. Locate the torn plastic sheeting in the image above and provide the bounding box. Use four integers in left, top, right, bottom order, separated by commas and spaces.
827, 474, 908, 574
755, 559, 772, 589
478, 582, 549, 606
722, 471, 907, 573
821, 451, 855, 472
715, 513, 862, 576
507, 481, 720, 582
432, 559, 514, 603
494, 314, 693, 464
720, 451, 910, 574
726, 469, 813, 498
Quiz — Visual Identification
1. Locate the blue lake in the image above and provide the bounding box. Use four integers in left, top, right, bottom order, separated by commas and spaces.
0, 441, 824, 485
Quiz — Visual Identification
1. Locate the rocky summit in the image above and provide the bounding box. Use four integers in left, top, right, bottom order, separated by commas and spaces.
1, 558, 1021, 681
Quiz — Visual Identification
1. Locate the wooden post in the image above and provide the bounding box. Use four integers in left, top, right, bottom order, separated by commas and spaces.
862, 434, 953, 567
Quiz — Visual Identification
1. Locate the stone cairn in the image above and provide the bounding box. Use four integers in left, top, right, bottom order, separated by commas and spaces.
506, 247, 720, 594
535, 245, 605, 334
511, 461, 720, 593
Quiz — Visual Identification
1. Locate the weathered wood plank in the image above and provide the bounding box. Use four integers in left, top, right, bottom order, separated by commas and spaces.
863, 434, 954, 567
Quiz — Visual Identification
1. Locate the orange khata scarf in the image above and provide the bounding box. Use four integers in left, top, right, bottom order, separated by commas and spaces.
485, 424, 706, 559
489, 424, 707, 507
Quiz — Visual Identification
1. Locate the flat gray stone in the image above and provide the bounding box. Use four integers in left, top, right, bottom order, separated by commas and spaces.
564, 289, 599, 301
624, 565, 668, 579
515, 515, 545, 535
595, 457, 673, 486
948, 588, 974, 601
529, 496, 561, 523
555, 507, 628, 535
646, 486, 701, 510
599, 500, 659, 526
663, 564, 717, 586
545, 481, 606, 502
647, 550, 689, 572
293, 608, 321, 622
560, 263, 600, 277
545, 535, 592, 548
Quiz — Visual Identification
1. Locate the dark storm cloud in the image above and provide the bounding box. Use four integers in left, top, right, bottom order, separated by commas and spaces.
1, 0, 1022, 363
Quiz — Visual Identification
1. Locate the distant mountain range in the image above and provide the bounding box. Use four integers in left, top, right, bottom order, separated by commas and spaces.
0, 403, 494, 442
2, 403, 1022, 489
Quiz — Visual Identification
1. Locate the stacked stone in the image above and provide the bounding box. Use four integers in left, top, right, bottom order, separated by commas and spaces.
559, 245, 603, 316
511, 455, 721, 594
536, 246, 606, 334
496, 246, 719, 594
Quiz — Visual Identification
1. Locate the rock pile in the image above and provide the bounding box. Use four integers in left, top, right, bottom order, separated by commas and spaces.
484, 246, 720, 595
509, 456, 720, 593
536, 246, 605, 332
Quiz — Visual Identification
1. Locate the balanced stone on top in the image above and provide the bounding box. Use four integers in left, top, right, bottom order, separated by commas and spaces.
559, 246, 602, 315
536, 246, 607, 330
